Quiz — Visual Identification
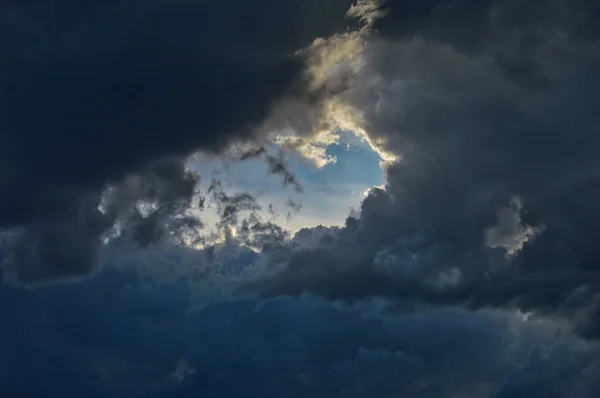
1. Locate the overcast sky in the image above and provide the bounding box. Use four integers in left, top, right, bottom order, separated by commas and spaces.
2, 1, 600, 397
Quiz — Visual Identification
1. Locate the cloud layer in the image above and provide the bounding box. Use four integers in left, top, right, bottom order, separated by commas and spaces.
0, 0, 366, 283
3, 2, 600, 395
2, 262, 599, 398
247, 0, 600, 339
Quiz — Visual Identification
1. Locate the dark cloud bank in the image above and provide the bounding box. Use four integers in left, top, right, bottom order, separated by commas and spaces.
0, 0, 357, 283
2, 265, 599, 397
3, 0, 600, 397
253, 0, 600, 341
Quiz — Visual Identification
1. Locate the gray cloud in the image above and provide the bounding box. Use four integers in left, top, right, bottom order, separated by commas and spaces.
250, 0, 600, 338
4, 234, 599, 397
0, 0, 365, 284
7, 2, 600, 395
493, 342, 600, 398
6, 260, 597, 397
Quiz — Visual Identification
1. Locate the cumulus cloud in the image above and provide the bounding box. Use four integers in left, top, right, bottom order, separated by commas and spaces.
245, 0, 600, 339
3, 260, 598, 397
7, 1, 600, 396
0, 0, 375, 284
493, 341, 600, 398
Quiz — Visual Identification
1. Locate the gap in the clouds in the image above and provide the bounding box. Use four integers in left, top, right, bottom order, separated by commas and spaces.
187, 130, 385, 234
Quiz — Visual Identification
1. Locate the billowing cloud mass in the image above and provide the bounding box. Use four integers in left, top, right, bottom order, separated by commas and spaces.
0, 0, 367, 283
247, 0, 600, 340
1, 260, 599, 397
3, 1, 600, 396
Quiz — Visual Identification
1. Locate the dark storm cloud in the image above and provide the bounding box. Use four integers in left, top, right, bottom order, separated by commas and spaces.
492, 342, 600, 398
3, 240, 599, 397
101, 158, 202, 246
0, 0, 361, 284
6, 257, 599, 397
1, 157, 202, 284
252, 0, 600, 338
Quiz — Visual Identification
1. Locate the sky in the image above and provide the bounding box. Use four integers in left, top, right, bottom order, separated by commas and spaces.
188, 130, 385, 232
2, 0, 600, 397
